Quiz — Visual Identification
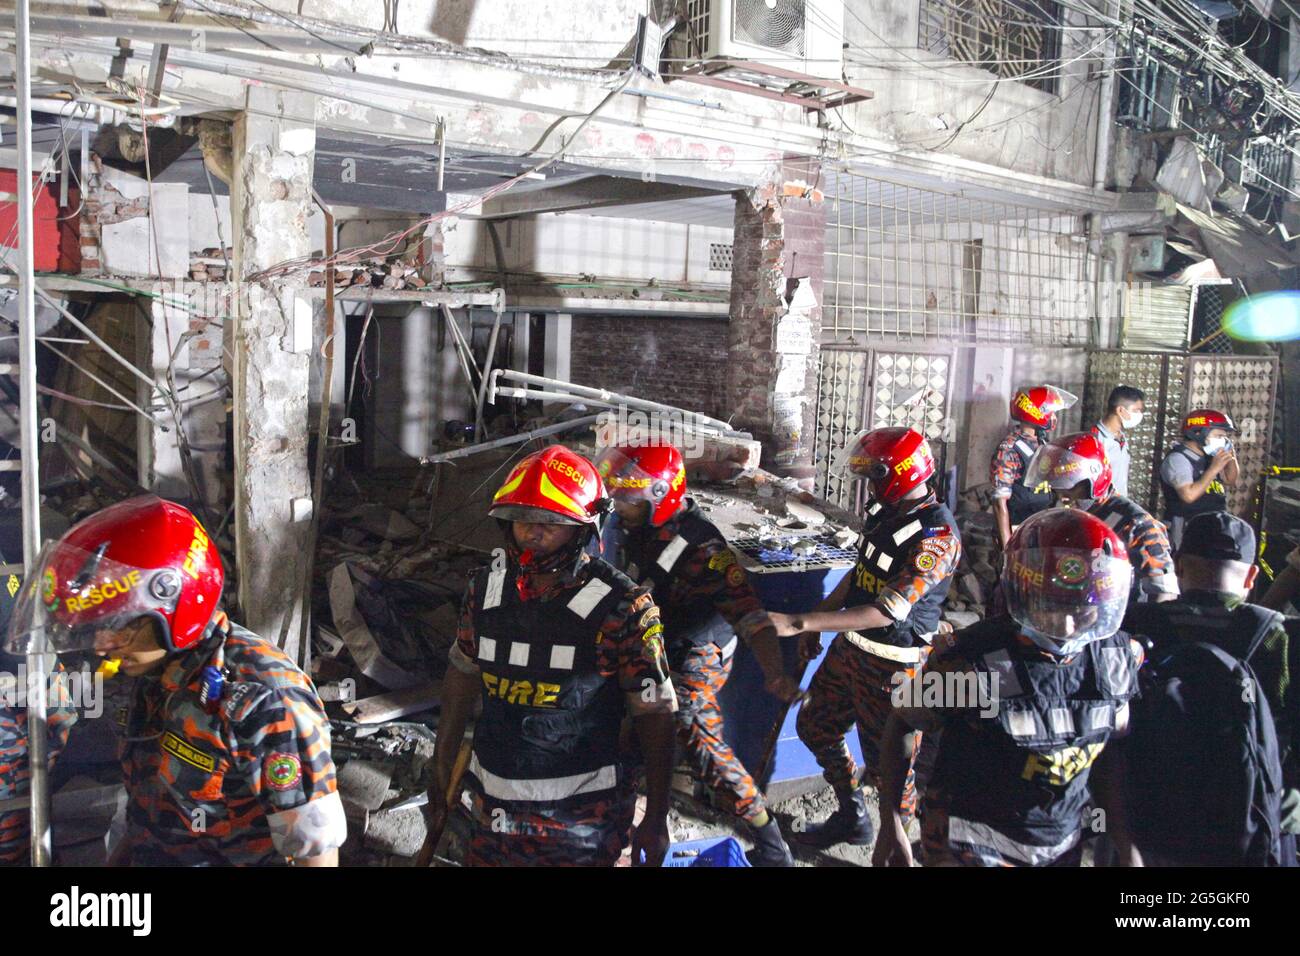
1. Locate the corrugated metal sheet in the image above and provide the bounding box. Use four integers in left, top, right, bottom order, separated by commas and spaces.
1121, 283, 1192, 351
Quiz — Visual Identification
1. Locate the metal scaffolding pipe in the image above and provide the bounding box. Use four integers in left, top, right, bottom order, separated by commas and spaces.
15, 0, 51, 869
419, 415, 601, 466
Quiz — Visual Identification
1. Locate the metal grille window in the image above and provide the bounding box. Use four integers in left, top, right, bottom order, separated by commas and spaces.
825, 169, 1092, 345
918, 0, 1063, 93
709, 242, 734, 271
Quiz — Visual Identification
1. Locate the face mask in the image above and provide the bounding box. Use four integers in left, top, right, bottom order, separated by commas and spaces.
1203, 436, 1227, 455
1119, 409, 1143, 429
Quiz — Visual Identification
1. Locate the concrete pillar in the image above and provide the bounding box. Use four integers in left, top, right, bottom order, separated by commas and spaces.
228, 88, 317, 654
725, 158, 825, 486
962, 346, 1015, 491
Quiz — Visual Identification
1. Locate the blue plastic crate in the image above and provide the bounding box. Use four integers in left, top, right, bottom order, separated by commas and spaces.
661, 836, 752, 868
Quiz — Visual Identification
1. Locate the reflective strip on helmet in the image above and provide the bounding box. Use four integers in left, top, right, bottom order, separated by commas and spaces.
469, 752, 617, 803
539, 471, 585, 519
549, 645, 576, 670
656, 535, 690, 573
947, 815, 1081, 866
483, 566, 506, 610
567, 577, 612, 619
892, 521, 922, 546
982, 650, 1024, 697
494, 466, 527, 501
508, 642, 530, 667
478, 637, 497, 663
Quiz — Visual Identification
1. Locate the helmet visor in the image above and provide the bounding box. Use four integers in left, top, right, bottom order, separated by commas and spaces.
1043, 387, 1079, 414
1004, 548, 1131, 648
831, 430, 890, 480
593, 447, 674, 507
1025, 444, 1105, 494
5, 541, 173, 655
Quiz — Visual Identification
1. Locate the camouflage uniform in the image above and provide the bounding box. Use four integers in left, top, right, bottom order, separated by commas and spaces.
797, 492, 961, 821
990, 428, 1053, 526
118, 619, 345, 866
0, 649, 78, 865
1089, 495, 1178, 602
615, 500, 775, 823
451, 554, 676, 866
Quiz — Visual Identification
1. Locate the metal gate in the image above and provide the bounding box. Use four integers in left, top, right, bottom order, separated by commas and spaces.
813, 346, 955, 509
1083, 350, 1277, 519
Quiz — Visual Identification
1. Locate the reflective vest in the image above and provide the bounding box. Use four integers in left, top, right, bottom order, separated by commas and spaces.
1160, 443, 1227, 522
843, 497, 958, 648
615, 499, 734, 654
468, 558, 632, 808
1005, 431, 1054, 525
931, 617, 1138, 864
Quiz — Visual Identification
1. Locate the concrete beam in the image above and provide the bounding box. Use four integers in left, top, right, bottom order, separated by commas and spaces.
228, 87, 316, 656
477, 176, 732, 220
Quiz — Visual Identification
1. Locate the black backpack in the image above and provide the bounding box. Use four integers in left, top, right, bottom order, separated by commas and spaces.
1123, 629, 1285, 866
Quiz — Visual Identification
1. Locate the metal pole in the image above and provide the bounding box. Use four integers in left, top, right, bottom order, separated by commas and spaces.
418, 415, 601, 466
16, 0, 52, 869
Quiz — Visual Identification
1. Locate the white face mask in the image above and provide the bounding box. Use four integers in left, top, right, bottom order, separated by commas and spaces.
1119, 409, 1143, 429
1203, 436, 1228, 455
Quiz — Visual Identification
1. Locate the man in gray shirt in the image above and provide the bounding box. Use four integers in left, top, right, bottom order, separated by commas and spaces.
1090, 384, 1145, 498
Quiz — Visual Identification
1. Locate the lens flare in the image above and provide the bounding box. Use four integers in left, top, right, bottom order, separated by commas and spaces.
1222, 291, 1300, 342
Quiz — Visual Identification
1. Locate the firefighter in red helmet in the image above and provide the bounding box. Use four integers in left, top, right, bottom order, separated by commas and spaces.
419, 445, 677, 866
768, 427, 962, 848
1026, 431, 1178, 604
1159, 408, 1240, 551
594, 442, 800, 866
874, 508, 1142, 867
6, 496, 344, 866
990, 384, 1078, 550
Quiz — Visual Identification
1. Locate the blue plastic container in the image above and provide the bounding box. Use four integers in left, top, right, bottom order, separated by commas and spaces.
661, 836, 752, 867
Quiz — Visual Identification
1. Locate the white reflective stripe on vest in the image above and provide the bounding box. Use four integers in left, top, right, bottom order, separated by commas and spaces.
483, 566, 506, 610
1015, 440, 1036, 460
468, 752, 618, 803
1102, 510, 1124, 529
864, 541, 877, 560
478, 637, 498, 663
1097, 646, 1135, 697
842, 631, 923, 663
1048, 707, 1075, 735
947, 815, 1081, 866
549, 645, 576, 670
719, 636, 739, 661
508, 642, 530, 667
875, 552, 894, 572
868, 502, 883, 516
656, 535, 690, 572
568, 577, 612, 619
893, 521, 922, 546
1006, 710, 1038, 738
982, 649, 1025, 697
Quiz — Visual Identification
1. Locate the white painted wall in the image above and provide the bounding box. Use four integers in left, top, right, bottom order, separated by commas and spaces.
99, 166, 189, 278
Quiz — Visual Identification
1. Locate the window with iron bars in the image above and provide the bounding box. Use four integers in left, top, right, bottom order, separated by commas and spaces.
824, 169, 1093, 346
918, 0, 1064, 94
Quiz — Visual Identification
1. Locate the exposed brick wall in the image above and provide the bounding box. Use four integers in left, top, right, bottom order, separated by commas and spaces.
569, 315, 729, 421
725, 157, 825, 483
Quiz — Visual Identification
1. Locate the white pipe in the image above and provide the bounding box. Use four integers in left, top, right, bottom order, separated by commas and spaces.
15, 0, 51, 871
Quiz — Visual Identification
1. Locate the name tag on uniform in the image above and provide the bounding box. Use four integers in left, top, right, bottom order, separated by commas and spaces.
161, 731, 216, 773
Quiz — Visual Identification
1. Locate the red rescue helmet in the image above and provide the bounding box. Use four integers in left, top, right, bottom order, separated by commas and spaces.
1181, 408, 1238, 444
833, 427, 935, 505
1025, 431, 1113, 502
489, 444, 607, 526
1003, 509, 1131, 652
1010, 384, 1078, 431
5, 496, 224, 656
593, 444, 686, 527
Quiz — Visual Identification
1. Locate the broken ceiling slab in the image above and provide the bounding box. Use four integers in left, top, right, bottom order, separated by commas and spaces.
1174, 202, 1300, 293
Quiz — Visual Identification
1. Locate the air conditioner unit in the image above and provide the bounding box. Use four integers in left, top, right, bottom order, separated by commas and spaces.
686, 0, 844, 77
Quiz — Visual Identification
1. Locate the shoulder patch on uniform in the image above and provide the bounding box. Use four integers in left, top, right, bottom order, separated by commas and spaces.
707, 549, 737, 571
161, 731, 216, 773
914, 552, 937, 572
638, 606, 660, 629
264, 752, 302, 791
921, 527, 952, 538
725, 564, 746, 587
